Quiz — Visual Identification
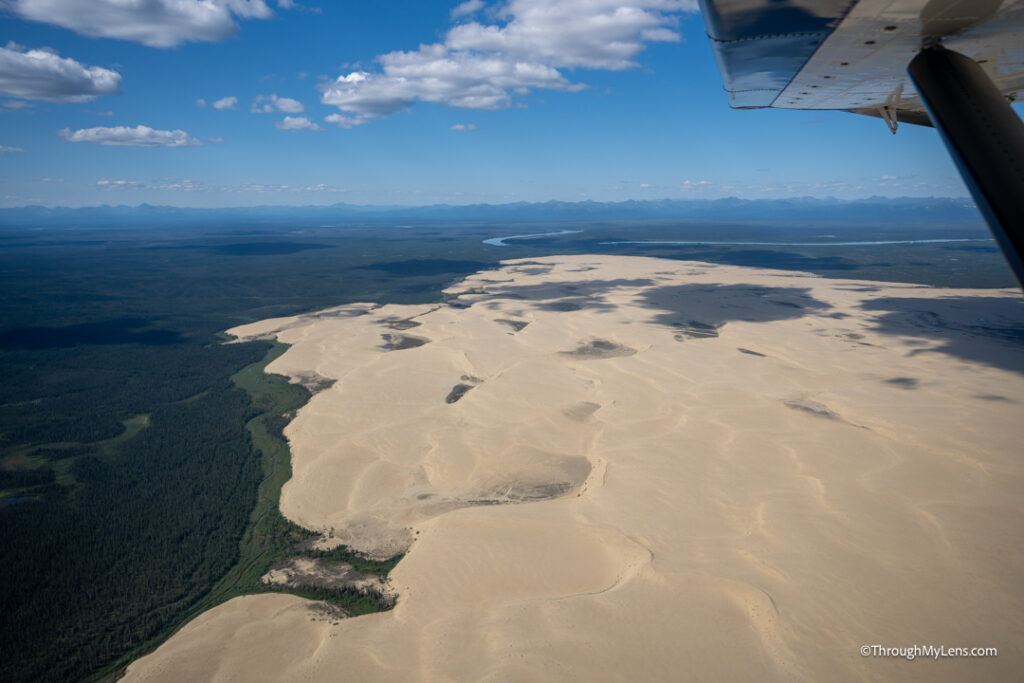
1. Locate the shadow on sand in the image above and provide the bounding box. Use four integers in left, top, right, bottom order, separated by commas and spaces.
859, 296, 1024, 374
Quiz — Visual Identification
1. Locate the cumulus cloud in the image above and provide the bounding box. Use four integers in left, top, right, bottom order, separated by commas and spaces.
0, 144, 26, 154
450, 0, 484, 19
252, 94, 304, 113
324, 113, 369, 129
6, 0, 294, 48
196, 98, 207, 107
212, 96, 237, 110
450, 123, 478, 131
446, 0, 690, 70
321, 0, 696, 124
59, 125, 202, 147
0, 43, 121, 102
322, 48, 579, 118
275, 115, 321, 131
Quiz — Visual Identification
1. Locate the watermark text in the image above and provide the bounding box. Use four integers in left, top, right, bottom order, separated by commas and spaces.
860, 644, 997, 661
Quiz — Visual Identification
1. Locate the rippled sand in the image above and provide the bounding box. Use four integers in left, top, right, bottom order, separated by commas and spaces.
127, 256, 1024, 682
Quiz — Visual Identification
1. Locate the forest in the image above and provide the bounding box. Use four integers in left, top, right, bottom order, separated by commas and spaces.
0, 225, 495, 682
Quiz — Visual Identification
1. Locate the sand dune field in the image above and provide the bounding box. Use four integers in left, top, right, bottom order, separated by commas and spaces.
126, 256, 1024, 682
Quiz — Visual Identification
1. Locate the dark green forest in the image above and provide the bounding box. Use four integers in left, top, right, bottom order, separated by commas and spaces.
0, 218, 1012, 682
0, 225, 497, 682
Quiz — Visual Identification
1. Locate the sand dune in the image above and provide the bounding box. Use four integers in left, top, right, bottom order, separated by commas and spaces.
127, 256, 1024, 682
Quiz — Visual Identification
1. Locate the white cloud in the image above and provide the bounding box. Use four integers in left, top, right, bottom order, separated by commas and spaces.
322, 49, 578, 118
304, 183, 347, 192
0, 43, 121, 102
252, 94, 304, 113
276, 0, 318, 11
59, 125, 202, 147
97, 178, 143, 188
196, 98, 207, 107
154, 178, 206, 191
1, 99, 34, 110
322, 0, 696, 123
446, 0, 691, 70
324, 113, 369, 128
275, 115, 321, 131
450, 123, 478, 131
7, 0, 290, 48
451, 0, 484, 19
0, 144, 26, 154
680, 179, 711, 191
212, 96, 238, 110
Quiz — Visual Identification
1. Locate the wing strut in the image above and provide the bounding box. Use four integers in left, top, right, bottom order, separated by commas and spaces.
908, 46, 1024, 288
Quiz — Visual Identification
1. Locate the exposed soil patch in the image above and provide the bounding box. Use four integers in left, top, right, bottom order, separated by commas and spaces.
263, 557, 391, 595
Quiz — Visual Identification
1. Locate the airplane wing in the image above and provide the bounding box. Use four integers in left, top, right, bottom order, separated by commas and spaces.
698, 0, 1024, 286
701, 0, 1024, 130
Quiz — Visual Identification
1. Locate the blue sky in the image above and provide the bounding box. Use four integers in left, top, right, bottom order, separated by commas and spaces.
0, 0, 977, 207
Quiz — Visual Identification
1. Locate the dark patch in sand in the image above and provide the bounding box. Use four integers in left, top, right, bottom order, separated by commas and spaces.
468, 484, 576, 505
884, 377, 919, 389
380, 318, 422, 330
560, 339, 637, 359
446, 384, 475, 404
380, 333, 429, 351
974, 394, 1017, 403
563, 401, 601, 422
738, 348, 766, 357
512, 265, 555, 276
292, 372, 337, 394
310, 307, 373, 320
861, 296, 1024, 373
446, 375, 482, 404
542, 301, 583, 312
672, 320, 720, 340
784, 399, 840, 420
838, 285, 882, 292
496, 318, 530, 333
307, 602, 349, 621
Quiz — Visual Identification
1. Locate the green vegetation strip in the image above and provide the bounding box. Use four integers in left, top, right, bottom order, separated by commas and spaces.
91, 342, 401, 682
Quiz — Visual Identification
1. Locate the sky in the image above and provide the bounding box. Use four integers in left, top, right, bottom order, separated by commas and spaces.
0, 0, 983, 208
